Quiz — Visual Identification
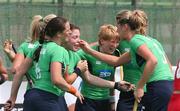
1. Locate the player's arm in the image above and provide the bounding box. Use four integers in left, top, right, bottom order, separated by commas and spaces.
82, 70, 114, 88
136, 44, 157, 89
81, 70, 135, 92
4, 57, 33, 110
64, 60, 88, 84
11, 53, 25, 74
3, 40, 16, 62
51, 62, 84, 103
79, 40, 130, 66
64, 72, 78, 84
135, 44, 157, 102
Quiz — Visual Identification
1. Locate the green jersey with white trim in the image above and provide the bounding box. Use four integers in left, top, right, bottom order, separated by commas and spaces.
17, 41, 39, 89
129, 34, 173, 83
118, 40, 142, 85
27, 42, 69, 96
67, 50, 81, 75
77, 45, 119, 100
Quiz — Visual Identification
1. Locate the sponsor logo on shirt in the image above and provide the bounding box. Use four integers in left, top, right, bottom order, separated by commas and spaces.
99, 70, 111, 78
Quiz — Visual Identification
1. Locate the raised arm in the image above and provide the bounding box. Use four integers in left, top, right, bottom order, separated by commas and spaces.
3, 40, 16, 62
79, 40, 130, 66
11, 53, 25, 74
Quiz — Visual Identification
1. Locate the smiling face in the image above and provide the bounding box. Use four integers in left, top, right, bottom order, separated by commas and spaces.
67, 29, 81, 51
98, 24, 120, 54
62, 27, 81, 51
100, 38, 119, 54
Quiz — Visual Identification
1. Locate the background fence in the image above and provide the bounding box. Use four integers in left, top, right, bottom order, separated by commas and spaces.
0, 0, 180, 68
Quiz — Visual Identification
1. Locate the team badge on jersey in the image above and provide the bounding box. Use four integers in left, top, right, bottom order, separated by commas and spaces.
96, 61, 101, 65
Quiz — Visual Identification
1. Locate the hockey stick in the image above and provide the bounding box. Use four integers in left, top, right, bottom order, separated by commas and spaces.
133, 100, 138, 111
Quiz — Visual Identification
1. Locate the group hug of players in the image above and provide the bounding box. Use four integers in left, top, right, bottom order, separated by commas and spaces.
0, 9, 179, 111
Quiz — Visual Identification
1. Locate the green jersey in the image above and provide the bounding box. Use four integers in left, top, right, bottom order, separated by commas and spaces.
17, 41, 39, 89
129, 34, 173, 83
118, 40, 142, 85
118, 40, 147, 92
18, 41, 39, 56
77, 45, 120, 100
67, 50, 81, 75
27, 42, 69, 96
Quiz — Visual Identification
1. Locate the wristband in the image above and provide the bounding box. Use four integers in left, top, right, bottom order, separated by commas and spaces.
68, 85, 77, 95
114, 82, 120, 90
74, 67, 82, 76
0, 74, 5, 85
114, 82, 132, 92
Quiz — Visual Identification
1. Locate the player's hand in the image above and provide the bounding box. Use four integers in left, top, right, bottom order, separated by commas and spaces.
74, 91, 84, 104
77, 60, 88, 73
78, 40, 91, 53
3, 39, 13, 54
134, 88, 144, 103
114, 81, 135, 92
4, 99, 15, 111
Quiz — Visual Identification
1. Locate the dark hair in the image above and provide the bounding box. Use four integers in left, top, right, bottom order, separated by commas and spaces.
33, 16, 68, 62
45, 16, 68, 38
